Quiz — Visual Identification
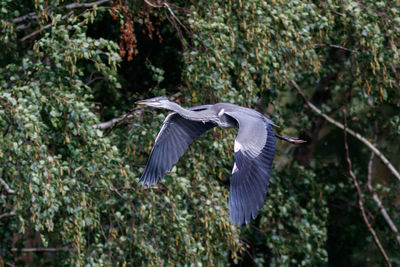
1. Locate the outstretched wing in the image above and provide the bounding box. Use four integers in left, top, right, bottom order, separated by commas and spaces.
225, 111, 276, 226
140, 106, 215, 187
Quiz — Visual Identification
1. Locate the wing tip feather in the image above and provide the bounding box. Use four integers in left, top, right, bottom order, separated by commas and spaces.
228, 121, 277, 226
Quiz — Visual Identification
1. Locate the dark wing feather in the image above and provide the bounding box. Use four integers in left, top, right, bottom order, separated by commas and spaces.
225, 111, 276, 226
140, 107, 215, 187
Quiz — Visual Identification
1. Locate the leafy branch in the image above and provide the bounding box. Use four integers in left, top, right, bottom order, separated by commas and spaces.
20, 11, 74, 41
367, 151, 400, 245
144, 0, 192, 48
13, 0, 110, 41
0, 178, 16, 194
343, 111, 391, 266
0, 212, 16, 220
13, 0, 110, 24
11, 247, 70, 252
291, 80, 400, 183
93, 108, 144, 137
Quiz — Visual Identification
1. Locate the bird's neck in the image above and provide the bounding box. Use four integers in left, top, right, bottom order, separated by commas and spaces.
166, 102, 211, 122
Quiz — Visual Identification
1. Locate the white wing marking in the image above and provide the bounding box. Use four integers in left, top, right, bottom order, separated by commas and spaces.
232, 162, 239, 174
154, 113, 174, 143
234, 140, 242, 152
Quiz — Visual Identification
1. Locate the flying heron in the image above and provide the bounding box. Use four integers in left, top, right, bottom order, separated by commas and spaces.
136, 96, 303, 226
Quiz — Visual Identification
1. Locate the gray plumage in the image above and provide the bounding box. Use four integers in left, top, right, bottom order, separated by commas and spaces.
136, 96, 276, 226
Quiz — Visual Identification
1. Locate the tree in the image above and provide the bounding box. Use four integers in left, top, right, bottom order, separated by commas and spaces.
1, 0, 399, 265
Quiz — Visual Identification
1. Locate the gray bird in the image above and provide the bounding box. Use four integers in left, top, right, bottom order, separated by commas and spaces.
136, 96, 276, 226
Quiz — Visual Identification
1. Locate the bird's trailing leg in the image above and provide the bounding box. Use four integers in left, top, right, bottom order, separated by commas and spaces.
275, 134, 307, 144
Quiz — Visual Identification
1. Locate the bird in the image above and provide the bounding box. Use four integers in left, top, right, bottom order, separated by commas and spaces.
135, 96, 277, 226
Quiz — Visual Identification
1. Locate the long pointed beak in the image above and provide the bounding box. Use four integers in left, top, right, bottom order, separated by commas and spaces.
135, 96, 164, 106
135, 100, 149, 105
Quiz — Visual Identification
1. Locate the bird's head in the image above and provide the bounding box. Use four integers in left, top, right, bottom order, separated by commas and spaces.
135, 96, 170, 108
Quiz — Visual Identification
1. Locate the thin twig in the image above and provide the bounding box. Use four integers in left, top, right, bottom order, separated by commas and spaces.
11, 247, 69, 252
144, 0, 163, 8
110, 186, 123, 198
65, 0, 109, 9
20, 11, 74, 41
330, 44, 355, 53
275, 134, 307, 144
0, 178, 16, 194
93, 116, 131, 130
85, 76, 106, 86
164, 10, 187, 48
144, 0, 191, 48
13, 11, 39, 24
331, 10, 345, 16
20, 23, 53, 41
0, 211, 16, 220
343, 111, 391, 266
15, 23, 33, 30
12, 7, 51, 24
314, 43, 356, 53
367, 151, 400, 245
18, 0, 110, 41
291, 80, 400, 183
93, 109, 142, 130
13, 0, 109, 24
163, 2, 191, 34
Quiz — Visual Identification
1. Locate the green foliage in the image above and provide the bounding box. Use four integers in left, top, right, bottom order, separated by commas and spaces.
182, 0, 399, 265
185, 0, 323, 104
1, 0, 399, 266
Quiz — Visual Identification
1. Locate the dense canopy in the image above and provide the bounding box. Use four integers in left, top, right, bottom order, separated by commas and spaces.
1, 0, 399, 265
